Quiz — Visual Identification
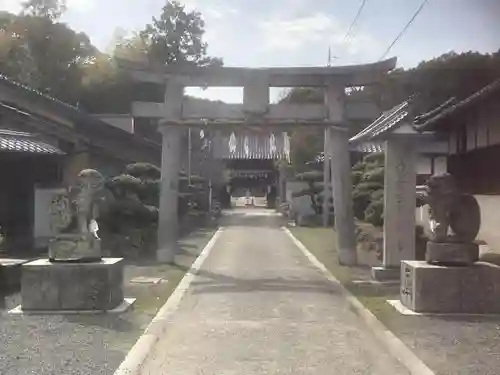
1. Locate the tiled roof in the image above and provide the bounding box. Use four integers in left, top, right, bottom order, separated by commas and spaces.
0, 75, 161, 156
349, 100, 409, 143
349, 100, 410, 143
0, 129, 64, 154
414, 78, 500, 131
0, 75, 78, 111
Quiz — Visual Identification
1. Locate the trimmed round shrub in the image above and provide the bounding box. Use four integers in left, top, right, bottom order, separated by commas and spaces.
352, 170, 364, 186
370, 189, 384, 201
352, 163, 365, 172
364, 199, 384, 227
363, 166, 385, 184
353, 189, 372, 220
295, 170, 324, 182
125, 163, 161, 180
354, 181, 383, 193
364, 152, 384, 165
106, 174, 143, 197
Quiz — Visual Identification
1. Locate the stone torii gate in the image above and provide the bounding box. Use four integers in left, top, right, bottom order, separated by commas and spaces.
119, 58, 397, 265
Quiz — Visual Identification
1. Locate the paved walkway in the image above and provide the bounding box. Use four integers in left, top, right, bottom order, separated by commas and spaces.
139, 209, 409, 374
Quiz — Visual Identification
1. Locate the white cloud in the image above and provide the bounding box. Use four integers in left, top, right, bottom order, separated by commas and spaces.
257, 11, 381, 63
181, 0, 238, 19
259, 12, 341, 51
66, 0, 95, 13
204, 5, 237, 19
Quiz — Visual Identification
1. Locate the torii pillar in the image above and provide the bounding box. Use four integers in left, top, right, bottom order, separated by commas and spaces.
322, 127, 332, 227
326, 82, 357, 266
157, 79, 184, 263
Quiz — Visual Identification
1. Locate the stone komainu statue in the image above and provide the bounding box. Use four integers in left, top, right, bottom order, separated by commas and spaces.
49, 169, 109, 262
419, 173, 481, 265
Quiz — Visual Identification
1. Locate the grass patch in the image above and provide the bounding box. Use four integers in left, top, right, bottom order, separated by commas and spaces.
289, 226, 399, 325
128, 266, 187, 315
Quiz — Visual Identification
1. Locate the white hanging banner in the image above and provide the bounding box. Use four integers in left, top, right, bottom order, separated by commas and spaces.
244, 136, 250, 157
283, 132, 291, 161
270, 133, 277, 154
229, 132, 237, 153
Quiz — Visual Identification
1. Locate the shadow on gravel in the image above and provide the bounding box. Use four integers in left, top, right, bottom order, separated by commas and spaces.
190, 268, 342, 295
64, 315, 137, 332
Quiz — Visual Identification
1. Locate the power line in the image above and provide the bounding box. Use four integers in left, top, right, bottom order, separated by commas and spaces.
329, 0, 367, 65
342, 0, 368, 44
379, 0, 430, 61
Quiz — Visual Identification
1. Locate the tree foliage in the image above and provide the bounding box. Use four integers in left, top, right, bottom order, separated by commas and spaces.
352, 154, 385, 225
22, 0, 67, 20
0, 0, 222, 111
139, 1, 222, 68
0, 11, 96, 103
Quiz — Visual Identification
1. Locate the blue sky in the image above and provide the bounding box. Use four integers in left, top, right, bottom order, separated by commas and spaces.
1, 0, 499, 102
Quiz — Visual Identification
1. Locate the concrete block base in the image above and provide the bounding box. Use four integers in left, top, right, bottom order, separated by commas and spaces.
372, 266, 400, 281
0, 259, 29, 290
401, 260, 500, 314
21, 258, 124, 311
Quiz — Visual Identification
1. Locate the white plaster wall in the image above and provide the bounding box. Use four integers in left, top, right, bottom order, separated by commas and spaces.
434, 156, 448, 174
415, 155, 448, 175
416, 195, 500, 253
416, 156, 431, 175
474, 195, 500, 252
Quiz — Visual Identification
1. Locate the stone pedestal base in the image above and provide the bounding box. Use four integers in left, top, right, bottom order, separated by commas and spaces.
372, 266, 400, 281
21, 258, 124, 311
426, 242, 479, 266
48, 234, 101, 262
401, 260, 500, 314
0, 259, 28, 290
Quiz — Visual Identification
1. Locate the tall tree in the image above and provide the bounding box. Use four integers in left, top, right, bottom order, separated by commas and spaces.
138, 1, 222, 67
0, 13, 96, 103
22, 0, 67, 20
80, 1, 223, 113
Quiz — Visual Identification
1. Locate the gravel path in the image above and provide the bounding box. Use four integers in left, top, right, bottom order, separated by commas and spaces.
140, 209, 409, 375
0, 228, 215, 375
387, 310, 500, 375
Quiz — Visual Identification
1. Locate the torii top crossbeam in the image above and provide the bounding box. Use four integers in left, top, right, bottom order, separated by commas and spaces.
119, 58, 397, 87
119, 57, 397, 130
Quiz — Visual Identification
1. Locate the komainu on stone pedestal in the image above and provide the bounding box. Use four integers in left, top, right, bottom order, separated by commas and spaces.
48, 169, 108, 262
419, 173, 481, 265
